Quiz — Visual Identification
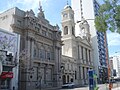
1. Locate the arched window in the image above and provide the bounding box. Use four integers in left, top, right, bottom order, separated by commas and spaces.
34, 48, 37, 58
64, 26, 68, 35
81, 27, 85, 36
47, 47, 51, 60
75, 71, 77, 79
33, 44, 39, 58
39, 46, 46, 59
72, 27, 75, 35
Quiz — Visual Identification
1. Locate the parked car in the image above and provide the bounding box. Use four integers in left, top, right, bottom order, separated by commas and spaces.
106, 79, 116, 83
62, 83, 75, 89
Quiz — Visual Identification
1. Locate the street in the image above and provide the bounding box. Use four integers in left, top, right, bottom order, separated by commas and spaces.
60, 82, 120, 90
60, 84, 106, 90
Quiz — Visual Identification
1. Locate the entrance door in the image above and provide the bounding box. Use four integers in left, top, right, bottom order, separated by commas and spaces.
1, 78, 11, 90
62, 75, 66, 84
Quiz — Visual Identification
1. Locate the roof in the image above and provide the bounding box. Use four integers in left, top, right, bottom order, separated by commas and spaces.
64, 5, 72, 9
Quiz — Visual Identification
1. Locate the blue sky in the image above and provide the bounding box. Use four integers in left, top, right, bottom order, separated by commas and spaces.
0, 0, 120, 56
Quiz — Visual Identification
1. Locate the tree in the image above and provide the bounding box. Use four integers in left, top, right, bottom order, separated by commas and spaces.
95, 0, 120, 33
0, 32, 16, 62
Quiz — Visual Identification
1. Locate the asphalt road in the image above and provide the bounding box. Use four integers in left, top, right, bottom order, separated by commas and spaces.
60, 82, 120, 90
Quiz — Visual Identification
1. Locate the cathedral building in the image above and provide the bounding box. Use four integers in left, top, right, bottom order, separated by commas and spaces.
61, 4, 94, 86
71, 0, 109, 83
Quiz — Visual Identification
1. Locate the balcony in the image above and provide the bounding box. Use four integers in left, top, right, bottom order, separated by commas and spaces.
0, 51, 16, 67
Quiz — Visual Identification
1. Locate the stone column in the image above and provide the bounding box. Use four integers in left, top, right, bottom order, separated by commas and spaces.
53, 46, 61, 87
84, 67, 86, 84
83, 48, 86, 64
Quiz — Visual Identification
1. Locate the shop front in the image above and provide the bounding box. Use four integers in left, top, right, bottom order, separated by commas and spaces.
0, 72, 13, 90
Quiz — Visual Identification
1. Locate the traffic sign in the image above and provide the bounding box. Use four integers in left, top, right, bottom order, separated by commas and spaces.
88, 70, 98, 90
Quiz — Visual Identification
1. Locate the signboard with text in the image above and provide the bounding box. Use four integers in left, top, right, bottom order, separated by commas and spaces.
0, 72, 13, 79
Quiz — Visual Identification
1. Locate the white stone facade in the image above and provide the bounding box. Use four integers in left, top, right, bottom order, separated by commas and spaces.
61, 5, 93, 86
71, 0, 109, 83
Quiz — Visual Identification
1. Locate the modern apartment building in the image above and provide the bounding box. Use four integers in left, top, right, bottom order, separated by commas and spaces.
0, 4, 62, 90
71, 0, 109, 83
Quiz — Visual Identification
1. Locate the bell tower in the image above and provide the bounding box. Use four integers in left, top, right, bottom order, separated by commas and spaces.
61, 3, 77, 58
61, 3, 75, 38
79, 19, 91, 42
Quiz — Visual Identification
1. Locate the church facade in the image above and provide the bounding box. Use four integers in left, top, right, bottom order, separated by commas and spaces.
61, 5, 94, 86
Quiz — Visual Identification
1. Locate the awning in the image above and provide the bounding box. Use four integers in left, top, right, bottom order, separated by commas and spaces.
0, 72, 13, 79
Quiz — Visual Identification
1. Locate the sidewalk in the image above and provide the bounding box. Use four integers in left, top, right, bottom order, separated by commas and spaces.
112, 87, 120, 90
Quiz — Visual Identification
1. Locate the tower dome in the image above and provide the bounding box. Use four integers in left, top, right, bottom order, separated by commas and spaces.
64, 5, 72, 9
64, 0, 72, 9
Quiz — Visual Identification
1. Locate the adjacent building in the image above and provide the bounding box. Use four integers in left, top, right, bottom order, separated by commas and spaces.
0, 28, 20, 90
109, 56, 120, 79
71, 0, 109, 83
0, 4, 62, 90
61, 4, 94, 86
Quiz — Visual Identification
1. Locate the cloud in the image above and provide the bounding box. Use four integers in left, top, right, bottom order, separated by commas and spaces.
6, 0, 50, 12
107, 32, 120, 46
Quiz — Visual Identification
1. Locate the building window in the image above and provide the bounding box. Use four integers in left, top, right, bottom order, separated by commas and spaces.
78, 45, 80, 59
63, 13, 68, 18
89, 50, 91, 62
42, 30, 46, 36
34, 48, 37, 57
17, 20, 21, 26
81, 27, 85, 35
39, 49, 45, 59
64, 26, 68, 35
38, 24, 41, 29
85, 48, 88, 62
79, 66, 81, 79
48, 32, 52, 38
71, 64, 73, 70
72, 27, 75, 35
35, 27, 39, 32
51, 52, 54, 60
83, 67, 85, 79
67, 75, 69, 83
47, 52, 50, 60
67, 63, 69, 70
75, 71, 77, 79
1, 79, 10, 89
3, 66, 12, 71
81, 46, 83, 59
86, 68, 89, 79
71, 14, 74, 19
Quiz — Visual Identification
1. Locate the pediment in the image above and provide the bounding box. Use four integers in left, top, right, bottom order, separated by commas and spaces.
82, 38, 91, 47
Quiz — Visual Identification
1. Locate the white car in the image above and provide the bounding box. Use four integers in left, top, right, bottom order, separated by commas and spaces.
62, 83, 75, 88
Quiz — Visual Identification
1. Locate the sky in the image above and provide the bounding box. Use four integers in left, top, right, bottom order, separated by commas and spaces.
0, 0, 120, 56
